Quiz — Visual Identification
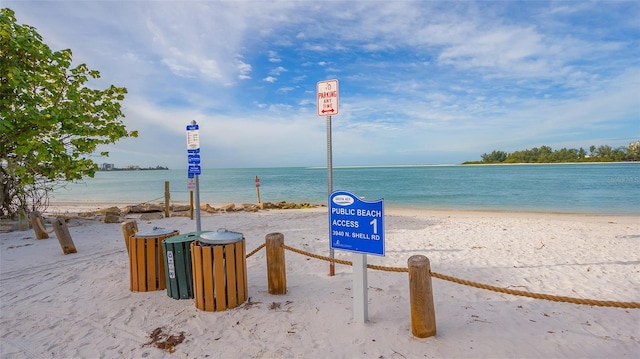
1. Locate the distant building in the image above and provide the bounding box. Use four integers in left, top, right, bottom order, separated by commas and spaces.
629, 141, 640, 152
100, 163, 115, 170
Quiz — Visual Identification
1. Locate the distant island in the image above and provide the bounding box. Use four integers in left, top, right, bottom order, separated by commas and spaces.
463, 142, 640, 164
99, 164, 169, 171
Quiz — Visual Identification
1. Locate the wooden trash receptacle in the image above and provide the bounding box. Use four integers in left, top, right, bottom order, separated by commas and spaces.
121, 220, 139, 257
191, 229, 248, 311
162, 231, 212, 300
129, 227, 179, 292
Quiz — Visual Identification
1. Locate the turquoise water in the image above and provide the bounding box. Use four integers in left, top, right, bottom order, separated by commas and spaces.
50, 163, 640, 215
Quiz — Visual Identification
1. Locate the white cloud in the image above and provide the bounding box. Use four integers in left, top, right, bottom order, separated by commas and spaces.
270, 66, 287, 76
237, 61, 252, 80
268, 51, 281, 62
6, 0, 638, 168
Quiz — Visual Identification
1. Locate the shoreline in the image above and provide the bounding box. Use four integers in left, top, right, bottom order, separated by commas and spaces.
45, 200, 640, 218
46, 163, 640, 216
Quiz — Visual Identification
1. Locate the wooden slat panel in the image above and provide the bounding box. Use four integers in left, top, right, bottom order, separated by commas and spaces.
203, 246, 214, 312
157, 238, 166, 290
213, 245, 226, 311
146, 238, 156, 291
225, 243, 238, 309
129, 237, 138, 291
191, 242, 204, 310
136, 238, 147, 291
235, 240, 247, 304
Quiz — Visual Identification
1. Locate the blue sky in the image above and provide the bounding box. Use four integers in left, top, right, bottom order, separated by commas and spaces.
6, 0, 640, 169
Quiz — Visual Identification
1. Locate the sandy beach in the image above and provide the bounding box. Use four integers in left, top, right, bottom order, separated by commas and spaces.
1, 205, 639, 358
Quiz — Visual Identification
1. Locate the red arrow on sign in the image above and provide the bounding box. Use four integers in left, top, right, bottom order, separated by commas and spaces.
317, 79, 339, 117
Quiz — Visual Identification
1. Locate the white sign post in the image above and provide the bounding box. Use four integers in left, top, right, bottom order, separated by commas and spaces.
318, 79, 339, 278
330, 191, 385, 323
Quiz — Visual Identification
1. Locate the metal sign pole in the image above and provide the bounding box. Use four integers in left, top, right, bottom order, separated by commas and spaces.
195, 174, 201, 231
318, 79, 338, 277
327, 115, 335, 276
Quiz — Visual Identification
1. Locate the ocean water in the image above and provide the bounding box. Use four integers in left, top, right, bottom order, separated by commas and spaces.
50, 163, 640, 215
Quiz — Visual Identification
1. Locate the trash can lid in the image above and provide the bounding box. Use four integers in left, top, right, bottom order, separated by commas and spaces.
136, 227, 175, 238
164, 230, 212, 244
199, 228, 243, 245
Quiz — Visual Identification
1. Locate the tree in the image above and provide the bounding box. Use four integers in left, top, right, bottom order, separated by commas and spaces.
480, 150, 508, 163
578, 147, 586, 159
596, 145, 612, 159
467, 143, 635, 164
628, 142, 640, 161
0, 8, 137, 218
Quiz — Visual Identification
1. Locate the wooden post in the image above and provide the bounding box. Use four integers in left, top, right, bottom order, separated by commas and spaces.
52, 218, 77, 255
18, 208, 29, 231
255, 176, 261, 204
408, 255, 436, 338
164, 181, 170, 218
265, 232, 286, 294
28, 211, 49, 239
190, 191, 194, 220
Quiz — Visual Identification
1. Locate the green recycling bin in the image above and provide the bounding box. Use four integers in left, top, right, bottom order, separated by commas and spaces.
162, 231, 212, 299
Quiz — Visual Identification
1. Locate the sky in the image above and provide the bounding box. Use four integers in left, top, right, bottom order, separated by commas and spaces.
5, 0, 640, 169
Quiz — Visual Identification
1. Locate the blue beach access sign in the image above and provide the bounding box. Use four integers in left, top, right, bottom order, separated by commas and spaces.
330, 191, 385, 256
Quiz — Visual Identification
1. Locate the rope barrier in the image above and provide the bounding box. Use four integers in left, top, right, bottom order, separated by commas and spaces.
29, 211, 55, 234
429, 272, 640, 309
241, 243, 640, 310
246, 243, 265, 258
135, 197, 165, 206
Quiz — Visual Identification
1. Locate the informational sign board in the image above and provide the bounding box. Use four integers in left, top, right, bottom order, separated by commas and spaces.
329, 191, 385, 256
186, 124, 200, 150
186, 124, 201, 183
186, 121, 202, 231
188, 153, 200, 164
317, 79, 339, 116
187, 178, 196, 191
188, 164, 201, 175
166, 250, 175, 279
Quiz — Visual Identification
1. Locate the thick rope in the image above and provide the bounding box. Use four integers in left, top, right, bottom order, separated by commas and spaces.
429, 272, 640, 309
33, 213, 55, 234
22, 209, 51, 234
246, 243, 265, 258
252, 244, 640, 310
137, 196, 165, 205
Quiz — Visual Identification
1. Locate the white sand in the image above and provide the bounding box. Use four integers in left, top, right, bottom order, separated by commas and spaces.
1, 207, 639, 358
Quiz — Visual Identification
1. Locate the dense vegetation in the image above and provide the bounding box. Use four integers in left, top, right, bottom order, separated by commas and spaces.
464, 144, 640, 164
1, 8, 136, 218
